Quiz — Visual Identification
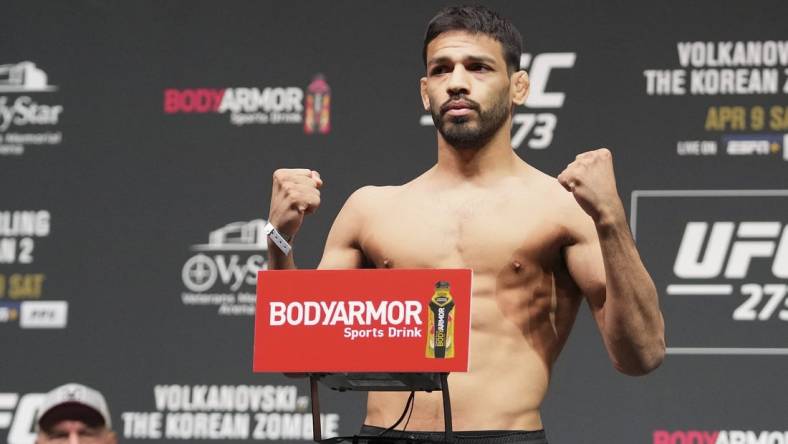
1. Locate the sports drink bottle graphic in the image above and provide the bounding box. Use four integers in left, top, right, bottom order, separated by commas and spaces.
304, 74, 331, 134
425, 281, 455, 358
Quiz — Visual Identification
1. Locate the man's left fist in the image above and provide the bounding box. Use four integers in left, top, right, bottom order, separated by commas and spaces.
557, 148, 625, 225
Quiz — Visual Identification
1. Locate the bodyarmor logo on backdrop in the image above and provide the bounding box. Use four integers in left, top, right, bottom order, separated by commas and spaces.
180, 220, 268, 316
653, 429, 788, 444
631, 190, 788, 354
0, 210, 66, 329
642, 41, 788, 161
420, 52, 577, 150
163, 74, 331, 133
303, 75, 331, 134
0, 62, 63, 156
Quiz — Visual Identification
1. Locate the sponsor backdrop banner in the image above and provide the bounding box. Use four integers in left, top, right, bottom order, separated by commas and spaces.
1, 1, 787, 443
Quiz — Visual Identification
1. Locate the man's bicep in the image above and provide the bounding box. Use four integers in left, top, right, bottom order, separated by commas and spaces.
317, 188, 370, 269
564, 222, 607, 322
318, 244, 363, 269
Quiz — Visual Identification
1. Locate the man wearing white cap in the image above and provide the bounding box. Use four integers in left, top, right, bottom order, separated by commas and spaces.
35, 383, 116, 444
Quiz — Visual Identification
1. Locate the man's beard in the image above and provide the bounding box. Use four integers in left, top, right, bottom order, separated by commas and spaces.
430, 88, 510, 150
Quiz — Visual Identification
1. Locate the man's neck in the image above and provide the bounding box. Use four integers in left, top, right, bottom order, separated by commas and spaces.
434, 126, 519, 183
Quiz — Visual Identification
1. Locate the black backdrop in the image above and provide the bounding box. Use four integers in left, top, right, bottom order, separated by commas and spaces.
2, 1, 788, 443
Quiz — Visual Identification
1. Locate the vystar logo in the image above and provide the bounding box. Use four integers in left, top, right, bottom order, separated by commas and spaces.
180, 219, 268, 316
0, 62, 63, 156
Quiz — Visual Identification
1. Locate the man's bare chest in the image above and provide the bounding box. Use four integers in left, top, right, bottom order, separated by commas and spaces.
358, 191, 569, 274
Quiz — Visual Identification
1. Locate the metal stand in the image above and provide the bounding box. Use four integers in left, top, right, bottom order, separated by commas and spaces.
311, 376, 322, 443
308, 373, 454, 443
439, 373, 453, 443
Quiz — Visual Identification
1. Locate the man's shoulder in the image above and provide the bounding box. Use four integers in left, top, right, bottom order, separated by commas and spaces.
343, 184, 403, 211
520, 164, 575, 202
349, 184, 402, 198
521, 165, 594, 232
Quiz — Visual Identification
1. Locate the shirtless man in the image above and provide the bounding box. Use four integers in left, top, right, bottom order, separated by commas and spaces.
266, 5, 665, 443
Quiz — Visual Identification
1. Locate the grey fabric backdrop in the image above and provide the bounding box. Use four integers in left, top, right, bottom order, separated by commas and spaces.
2, 1, 788, 443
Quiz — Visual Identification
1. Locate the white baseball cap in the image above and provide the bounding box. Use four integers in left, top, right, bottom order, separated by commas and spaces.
37, 383, 112, 431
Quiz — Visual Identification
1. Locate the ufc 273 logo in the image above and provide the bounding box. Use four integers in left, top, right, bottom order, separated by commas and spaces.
673, 221, 788, 321
421, 52, 577, 150
632, 190, 788, 336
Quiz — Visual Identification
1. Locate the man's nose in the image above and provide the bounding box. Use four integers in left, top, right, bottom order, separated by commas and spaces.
447, 64, 470, 96
68, 431, 80, 444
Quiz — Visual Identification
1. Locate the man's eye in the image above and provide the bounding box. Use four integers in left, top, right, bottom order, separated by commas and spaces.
430, 66, 448, 75
469, 63, 490, 72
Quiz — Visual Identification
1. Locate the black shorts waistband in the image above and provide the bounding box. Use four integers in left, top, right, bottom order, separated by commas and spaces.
358, 425, 548, 444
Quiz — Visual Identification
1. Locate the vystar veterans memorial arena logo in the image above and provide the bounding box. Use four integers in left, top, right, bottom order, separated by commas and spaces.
163, 74, 331, 133
0, 61, 64, 156
181, 219, 268, 317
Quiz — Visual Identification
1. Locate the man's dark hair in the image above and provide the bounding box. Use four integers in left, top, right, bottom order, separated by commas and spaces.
423, 5, 523, 74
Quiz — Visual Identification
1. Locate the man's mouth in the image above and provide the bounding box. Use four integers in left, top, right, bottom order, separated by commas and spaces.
441, 100, 478, 117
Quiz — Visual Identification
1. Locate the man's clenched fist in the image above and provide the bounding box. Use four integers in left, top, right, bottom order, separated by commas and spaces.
268, 168, 323, 239
557, 148, 625, 226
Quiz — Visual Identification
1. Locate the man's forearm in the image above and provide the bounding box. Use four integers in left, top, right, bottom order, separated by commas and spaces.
267, 238, 297, 270
596, 207, 666, 375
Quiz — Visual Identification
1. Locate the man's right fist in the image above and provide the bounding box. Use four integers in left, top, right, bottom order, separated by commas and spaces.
268, 168, 323, 239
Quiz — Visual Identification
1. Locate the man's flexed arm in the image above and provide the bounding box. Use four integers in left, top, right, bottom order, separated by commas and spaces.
559, 148, 666, 375
268, 170, 367, 380
267, 168, 323, 269
317, 187, 372, 270
267, 168, 367, 270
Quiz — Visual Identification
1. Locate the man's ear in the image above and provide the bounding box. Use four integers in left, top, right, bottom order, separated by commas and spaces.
511, 70, 529, 106
420, 77, 430, 111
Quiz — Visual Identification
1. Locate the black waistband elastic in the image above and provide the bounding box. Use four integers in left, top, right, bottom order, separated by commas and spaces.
358, 425, 548, 444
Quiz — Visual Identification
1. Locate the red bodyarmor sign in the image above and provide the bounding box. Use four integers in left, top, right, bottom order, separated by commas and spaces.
254, 269, 472, 373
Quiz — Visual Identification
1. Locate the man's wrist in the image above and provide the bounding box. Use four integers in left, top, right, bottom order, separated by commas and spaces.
277, 230, 293, 242
264, 222, 293, 255
594, 201, 628, 234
